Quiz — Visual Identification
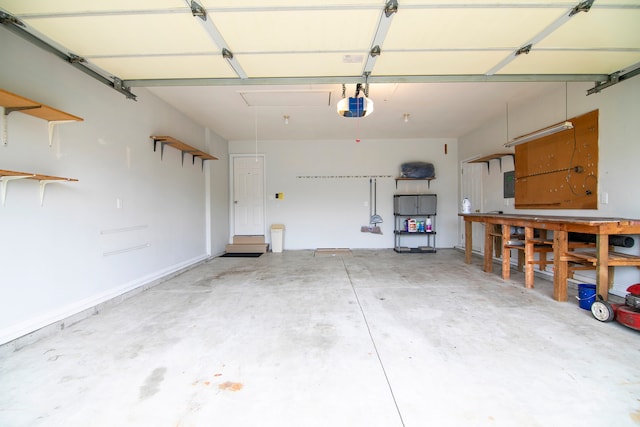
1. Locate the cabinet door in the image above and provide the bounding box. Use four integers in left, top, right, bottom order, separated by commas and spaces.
417, 195, 437, 215
394, 195, 417, 215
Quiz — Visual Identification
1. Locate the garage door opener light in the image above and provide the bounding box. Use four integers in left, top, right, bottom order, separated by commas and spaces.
337, 83, 374, 118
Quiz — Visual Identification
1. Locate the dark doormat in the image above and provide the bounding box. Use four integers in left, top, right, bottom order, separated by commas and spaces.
220, 252, 263, 258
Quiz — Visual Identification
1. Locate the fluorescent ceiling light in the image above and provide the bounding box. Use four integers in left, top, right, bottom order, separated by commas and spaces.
504, 121, 573, 147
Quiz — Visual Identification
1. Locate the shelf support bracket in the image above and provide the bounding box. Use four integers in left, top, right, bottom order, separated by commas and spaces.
152, 138, 167, 160
4, 105, 40, 115
48, 120, 75, 147
0, 175, 29, 205
39, 179, 61, 206
479, 159, 497, 174
497, 154, 515, 173
2, 105, 40, 146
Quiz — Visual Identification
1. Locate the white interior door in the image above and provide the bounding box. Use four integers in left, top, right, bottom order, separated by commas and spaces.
461, 161, 484, 252
233, 156, 265, 236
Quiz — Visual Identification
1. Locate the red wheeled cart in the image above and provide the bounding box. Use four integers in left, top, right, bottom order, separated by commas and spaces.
591, 283, 640, 331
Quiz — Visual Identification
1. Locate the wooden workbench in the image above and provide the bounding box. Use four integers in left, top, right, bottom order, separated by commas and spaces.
459, 213, 640, 301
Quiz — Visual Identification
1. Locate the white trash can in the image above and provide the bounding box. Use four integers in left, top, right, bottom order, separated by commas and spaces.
270, 224, 285, 253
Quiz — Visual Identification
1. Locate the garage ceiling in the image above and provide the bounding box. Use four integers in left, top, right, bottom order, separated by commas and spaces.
1, 0, 639, 141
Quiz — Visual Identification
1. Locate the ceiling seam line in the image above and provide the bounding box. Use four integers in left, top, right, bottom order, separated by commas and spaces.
6, 9, 192, 19
10, 3, 638, 21
83, 46, 640, 61
122, 74, 609, 88
15, 2, 639, 19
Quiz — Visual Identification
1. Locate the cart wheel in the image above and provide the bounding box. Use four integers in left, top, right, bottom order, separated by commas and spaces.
591, 295, 615, 322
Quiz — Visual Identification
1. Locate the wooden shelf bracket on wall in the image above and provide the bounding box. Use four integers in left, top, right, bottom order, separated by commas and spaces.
0, 89, 83, 147
150, 135, 218, 171
0, 169, 78, 206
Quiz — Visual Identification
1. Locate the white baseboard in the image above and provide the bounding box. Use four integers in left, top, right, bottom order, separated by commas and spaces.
0, 254, 210, 350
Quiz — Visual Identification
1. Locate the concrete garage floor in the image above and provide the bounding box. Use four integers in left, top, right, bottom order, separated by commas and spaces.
1, 249, 639, 427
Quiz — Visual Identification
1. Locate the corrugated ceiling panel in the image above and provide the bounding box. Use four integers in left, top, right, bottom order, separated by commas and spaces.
212, 10, 379, 52
0, 0, 187, 14
202, 0, 381, 6
23, 14, 216, 56
239, 90, 331, 107
238, 53, 365, 78
2, 0, 638, 83
537, 9, 640, 49
90, 55, 238, 80
399, 0, 635, 6
402, 0, 571, 4
383, 8, 564, 50
593, 0, 640, 5
499, 51, 640, 75
373, 51, 510, 75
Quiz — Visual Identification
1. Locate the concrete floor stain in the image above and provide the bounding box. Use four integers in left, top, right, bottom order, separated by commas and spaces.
218, 381, 243, 392
139, 367, 167, 400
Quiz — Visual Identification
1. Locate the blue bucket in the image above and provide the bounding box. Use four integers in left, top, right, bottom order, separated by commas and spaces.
577, 284, 596, 310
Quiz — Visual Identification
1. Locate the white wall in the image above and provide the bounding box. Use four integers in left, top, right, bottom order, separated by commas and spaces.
0, 28, 229, 344
458, 78, 640, 295
229, 138, 458, 249
205, 128, 231, 256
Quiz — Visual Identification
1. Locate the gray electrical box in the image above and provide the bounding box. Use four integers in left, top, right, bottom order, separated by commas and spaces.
504, 171, 515, 198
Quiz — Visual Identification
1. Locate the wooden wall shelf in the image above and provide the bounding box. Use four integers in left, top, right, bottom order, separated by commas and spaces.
0, 169, 78, 206
1, 89, 83, 146
150, 136, 218, 170
395, 177, 434, 189
468, 153, 514, 173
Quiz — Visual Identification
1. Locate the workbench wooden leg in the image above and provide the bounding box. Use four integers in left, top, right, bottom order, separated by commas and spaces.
494, 224, 502, 258
553, 230, 569, 302
539, 230, 548, 271
608, 266, 615, 290
484, 223, 494, 272
502, 224, 511, 280
524, 226, 534, 289
539, 252, 548, 272
596, 234, 610, 301
517, 250, 524, 272
464, 220, 472, 264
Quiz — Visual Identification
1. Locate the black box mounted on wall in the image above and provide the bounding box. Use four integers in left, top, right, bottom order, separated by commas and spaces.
504, 170, 515, 198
